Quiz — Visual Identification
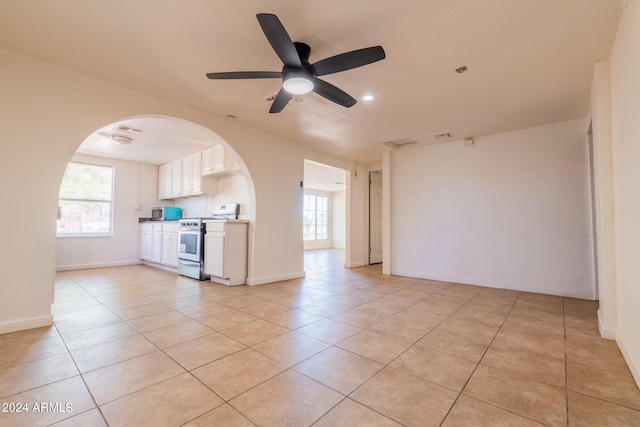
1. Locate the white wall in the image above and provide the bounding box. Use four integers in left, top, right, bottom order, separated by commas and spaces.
56, 154, 160, 270
389, 119, 595, 298
0, 49, 365, 333
346, 166, 368, 268
608, 0, 640, 386
332, 191, 346, 249
590, 60, 618, 340
174, 172, 250, 219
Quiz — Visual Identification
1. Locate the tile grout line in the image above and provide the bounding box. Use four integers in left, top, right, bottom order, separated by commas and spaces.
42, 262, 637, 425
435, 292, 517, 426
435, 292, 557, 427
564, 297, 570, 427
52, 277, 113, 427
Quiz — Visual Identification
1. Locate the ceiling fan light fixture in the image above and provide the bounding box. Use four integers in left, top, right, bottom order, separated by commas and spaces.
283, 72, 314, 95
109, 134, 133, 145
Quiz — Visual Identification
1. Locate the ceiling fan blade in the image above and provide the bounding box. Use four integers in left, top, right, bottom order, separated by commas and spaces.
310, 46, 386, 76
269, 88, 293, 113
256, 13, 302, 68
206, 71, 282, 79
312, 78, 357, 108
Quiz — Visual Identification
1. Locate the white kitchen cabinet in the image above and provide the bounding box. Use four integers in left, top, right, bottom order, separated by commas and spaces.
140, 222, 180, 269
181, 155, 193, 195
160, 223, 179, 267
158, 162, 172, 200
171, 159, 182, 198
140, 223, 153, 261
151, 223, 163, 263
202, 145, 236, 176
204, 221, 248, 286
158, 152, 217, 199
191, 152, 202, 194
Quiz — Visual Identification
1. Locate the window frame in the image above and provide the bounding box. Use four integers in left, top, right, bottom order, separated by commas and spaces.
56, 161, 115, 238
303, 191, 330, 242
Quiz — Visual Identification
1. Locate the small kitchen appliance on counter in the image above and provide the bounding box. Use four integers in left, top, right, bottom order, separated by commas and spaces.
151, 206, 181, 221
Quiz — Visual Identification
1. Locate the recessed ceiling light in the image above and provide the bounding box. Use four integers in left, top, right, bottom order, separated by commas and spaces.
362, 94, 374, 101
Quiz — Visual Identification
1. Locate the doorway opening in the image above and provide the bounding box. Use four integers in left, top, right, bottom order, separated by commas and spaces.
587, 121, 599, 300
369, 170, 383, 264
303, 160, 347, 268
55, 115, 256, 274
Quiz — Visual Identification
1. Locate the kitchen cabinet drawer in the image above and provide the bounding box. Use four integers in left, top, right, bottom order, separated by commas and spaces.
206, 222, 225, 233
163, 222, 179, 233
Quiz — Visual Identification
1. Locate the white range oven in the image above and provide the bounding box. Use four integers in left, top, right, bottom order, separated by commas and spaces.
177, 218, 209, 281
177, 204, 240, 281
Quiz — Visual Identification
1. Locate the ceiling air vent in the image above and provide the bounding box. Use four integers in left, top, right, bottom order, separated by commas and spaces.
115, 125, 142, 134
382, 138, 417, 150
433, 132, 452, 140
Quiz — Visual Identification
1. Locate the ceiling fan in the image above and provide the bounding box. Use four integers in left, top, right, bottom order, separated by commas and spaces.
206, 13, 386, 113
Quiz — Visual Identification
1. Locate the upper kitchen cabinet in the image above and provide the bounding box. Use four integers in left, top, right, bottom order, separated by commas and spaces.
158, 162, 172, 199
158, 151, 217, 200
202, 145, 239, 176
171, 158, 182, 198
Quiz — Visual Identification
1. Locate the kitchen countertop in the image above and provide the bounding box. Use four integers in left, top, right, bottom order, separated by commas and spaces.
202, 219, 250, 223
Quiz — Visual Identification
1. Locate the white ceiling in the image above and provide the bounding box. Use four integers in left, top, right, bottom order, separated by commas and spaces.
304, 160, 347, 193
76, 116, 226, 165
0, 1, 622, 165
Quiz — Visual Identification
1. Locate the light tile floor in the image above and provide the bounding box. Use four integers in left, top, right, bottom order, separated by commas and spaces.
1, 249, 640, 426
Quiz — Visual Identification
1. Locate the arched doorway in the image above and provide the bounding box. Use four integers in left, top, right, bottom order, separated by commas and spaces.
55, 115, 256, 275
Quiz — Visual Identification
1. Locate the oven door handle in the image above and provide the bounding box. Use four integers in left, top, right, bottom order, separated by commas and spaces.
179, 260, 201, 267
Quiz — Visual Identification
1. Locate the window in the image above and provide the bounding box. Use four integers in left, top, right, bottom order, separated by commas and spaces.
303, 193, 328, 241
57, 162, 114, 236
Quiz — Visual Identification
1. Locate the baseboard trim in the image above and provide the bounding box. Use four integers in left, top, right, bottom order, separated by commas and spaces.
246, 271, 305, 286
616, 329, 640, 389
597, 308, 617, 340
345, 261, 366, 268
141, 262, 178, 274
390, 269, 596, 299
56, 260, 142, 271
0, 315, 53, 335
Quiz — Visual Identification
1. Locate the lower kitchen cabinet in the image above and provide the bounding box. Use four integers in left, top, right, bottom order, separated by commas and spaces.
204, 221, 248, 286
160, 223, 179, 267
140, 222, 179, 268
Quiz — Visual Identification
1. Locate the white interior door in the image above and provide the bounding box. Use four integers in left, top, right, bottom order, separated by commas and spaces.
369, 170, 383, 264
